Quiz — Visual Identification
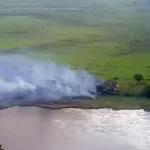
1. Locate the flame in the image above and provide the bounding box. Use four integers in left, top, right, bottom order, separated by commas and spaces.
116, 84, 120, 88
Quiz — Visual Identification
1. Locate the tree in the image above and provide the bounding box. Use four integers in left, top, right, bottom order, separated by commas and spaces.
113, 77, 119, 80
133, 74, 144, 82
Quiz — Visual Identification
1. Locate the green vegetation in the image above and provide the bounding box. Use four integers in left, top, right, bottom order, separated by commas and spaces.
0, 0, 150, 99
134, 74, 144, 82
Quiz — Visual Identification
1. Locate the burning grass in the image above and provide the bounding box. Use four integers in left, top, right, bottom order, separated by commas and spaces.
0, 3, 150, 99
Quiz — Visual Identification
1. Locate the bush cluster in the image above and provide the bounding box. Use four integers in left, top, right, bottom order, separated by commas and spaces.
113, 74, 150, 98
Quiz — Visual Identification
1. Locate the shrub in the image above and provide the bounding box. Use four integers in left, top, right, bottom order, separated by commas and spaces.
113, 77, 119, 80
119, 81, 146, 97
142, 85, 150, 97
134, 74, 144, 82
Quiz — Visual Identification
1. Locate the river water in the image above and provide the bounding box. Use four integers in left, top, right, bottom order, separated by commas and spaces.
0, 107, 150, 150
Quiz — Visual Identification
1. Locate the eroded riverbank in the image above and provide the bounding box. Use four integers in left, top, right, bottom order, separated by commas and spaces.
0, 97, 150, 111
17, 97, 150, 111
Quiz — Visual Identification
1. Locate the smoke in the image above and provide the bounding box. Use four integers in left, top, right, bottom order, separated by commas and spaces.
0, 53, 100, 108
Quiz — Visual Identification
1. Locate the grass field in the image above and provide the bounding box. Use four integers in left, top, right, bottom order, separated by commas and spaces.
0, 0, 150, 97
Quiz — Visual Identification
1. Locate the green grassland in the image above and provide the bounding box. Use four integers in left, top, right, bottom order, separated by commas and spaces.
0, 0, 150, 97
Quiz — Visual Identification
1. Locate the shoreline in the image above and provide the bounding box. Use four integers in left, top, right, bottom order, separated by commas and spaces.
0, 97, 150, 111
21, 96, 150, 111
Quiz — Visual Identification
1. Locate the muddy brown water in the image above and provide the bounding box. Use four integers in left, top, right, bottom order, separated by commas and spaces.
0, 107, 150, 150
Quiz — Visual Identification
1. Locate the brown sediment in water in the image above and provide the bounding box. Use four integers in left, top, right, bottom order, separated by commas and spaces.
0, 144, 4, 150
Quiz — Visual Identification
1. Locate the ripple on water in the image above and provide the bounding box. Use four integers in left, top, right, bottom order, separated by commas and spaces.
0, 108, 150, 150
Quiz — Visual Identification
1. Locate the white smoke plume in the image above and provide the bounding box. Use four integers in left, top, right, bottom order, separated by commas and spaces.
0, 54, 100, 108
